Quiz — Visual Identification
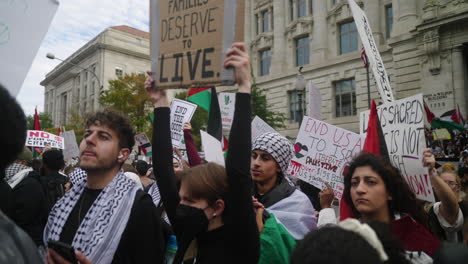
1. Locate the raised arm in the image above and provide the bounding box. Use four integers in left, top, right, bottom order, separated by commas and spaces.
223, 43, 260, 263
146, 74, 179, 224
183, 122, 202, 167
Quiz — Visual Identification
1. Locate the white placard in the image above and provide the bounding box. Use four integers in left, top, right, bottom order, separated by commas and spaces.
288, 116, 363, 199
170, 99, 197, 147
26, 130, 64, 149
200, 130, 225, 167
0, 0, 59, 96
348, 0, 394, 103
61, 130, 79, 162
135, 133, 152, 157
218, 92, 236, 130
308, 81, 322, 120
252, 116, 276, 142
360, 94, 435, 202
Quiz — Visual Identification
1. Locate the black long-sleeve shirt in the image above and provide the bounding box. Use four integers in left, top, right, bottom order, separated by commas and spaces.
153, 93, 260, 264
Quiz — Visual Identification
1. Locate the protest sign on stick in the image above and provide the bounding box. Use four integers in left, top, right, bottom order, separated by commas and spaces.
135, 133, 152, 157
200, 130, 225, 166
61, 130, 80, 162
26, 130, 64, 149
170, 99, 197, 147
0, 0, 59, 97
360, 94, 435, 202
150, 0, 245, 89
251, 116, 276, 142
219, 92, 236, 130
288, 117, 363, 199
348, 0, 394, 103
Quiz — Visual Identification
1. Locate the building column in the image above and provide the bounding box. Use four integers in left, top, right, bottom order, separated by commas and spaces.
393, 0, 417, 36
311, 0, 328, 61
365, 0, 382, 45
271, 0, 286, 74
452, 47, 467, 116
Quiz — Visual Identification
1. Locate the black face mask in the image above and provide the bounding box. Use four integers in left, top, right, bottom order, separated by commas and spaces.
174, 204, 210, 238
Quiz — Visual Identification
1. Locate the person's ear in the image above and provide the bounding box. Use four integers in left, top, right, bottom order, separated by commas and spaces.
212, 199, 225, 217
117, 148, 131, 162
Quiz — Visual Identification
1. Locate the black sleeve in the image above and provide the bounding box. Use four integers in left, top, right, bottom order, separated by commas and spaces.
224, 93, 260, 263
152, 108, 180, 226
112, 191, 165, 264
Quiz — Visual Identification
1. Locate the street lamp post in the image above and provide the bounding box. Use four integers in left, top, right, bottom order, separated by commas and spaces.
46, 53, 103, 92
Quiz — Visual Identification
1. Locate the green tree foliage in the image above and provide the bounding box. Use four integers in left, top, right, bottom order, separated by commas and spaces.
26, 112, 54, 130
251, 70, 287, 129
100, 73, 153, 135
174, 91, 208, 149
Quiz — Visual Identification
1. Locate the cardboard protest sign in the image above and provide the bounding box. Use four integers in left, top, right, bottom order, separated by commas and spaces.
26, 130, 64, 149
170, 99, 197, 147
0, 0, 59, 97
61, 131, 80, 162
308, 81, 322, 120
252, 116, 276, 142
200, 130, 225, 166
433, 129, 451, 140
348, 0, 394, 103
288, 117, 363, 199
150, 0, 245, 88
219, 92, 236, 130
360, 94, 435, 202
135, 133, 152, 157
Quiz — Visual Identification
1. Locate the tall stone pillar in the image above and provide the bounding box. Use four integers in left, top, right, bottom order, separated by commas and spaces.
452, 47, 467, 116
365, 0, 382, 45
311, 0, 328, 61
271, 0, 287, 74
393, 0, 418, 36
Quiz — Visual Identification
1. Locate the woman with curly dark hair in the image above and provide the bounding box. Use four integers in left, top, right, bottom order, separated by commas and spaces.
343, 152, 440, 258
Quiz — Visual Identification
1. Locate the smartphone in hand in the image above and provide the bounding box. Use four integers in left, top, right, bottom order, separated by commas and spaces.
48, 240, 78, 264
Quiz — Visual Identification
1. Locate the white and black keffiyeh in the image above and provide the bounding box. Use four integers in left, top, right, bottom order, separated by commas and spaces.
4, 163, 32, 188
69, 168, 87, 185
44, 170, 140, 264
252, 132, 294, 176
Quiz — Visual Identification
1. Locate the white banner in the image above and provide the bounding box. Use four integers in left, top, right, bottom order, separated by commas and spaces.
219, 92, 236, 130
360, 94, 435, 202
61, 130, 79, 162
288, 117, 363, 199
200, 130, 225, 167
0, 0, 59, 96
252, 116, 276, 142
26, 130, 64, 149
135, 133, 152, 157
308, 81, 322, 120
170, 99, 197, 148
348, 0, 394, 103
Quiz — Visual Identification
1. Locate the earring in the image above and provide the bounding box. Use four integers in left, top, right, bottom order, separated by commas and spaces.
213, 213, 217, 217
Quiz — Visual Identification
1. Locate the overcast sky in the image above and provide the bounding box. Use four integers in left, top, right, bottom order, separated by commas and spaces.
16, 0, 149, 116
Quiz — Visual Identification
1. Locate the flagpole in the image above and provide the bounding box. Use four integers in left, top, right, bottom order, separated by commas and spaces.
366, 65, 371, 109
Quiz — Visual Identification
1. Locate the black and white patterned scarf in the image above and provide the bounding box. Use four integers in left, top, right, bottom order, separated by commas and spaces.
44, 170, 140, 263
4, 163, 32, 188
69, 168, 87, 185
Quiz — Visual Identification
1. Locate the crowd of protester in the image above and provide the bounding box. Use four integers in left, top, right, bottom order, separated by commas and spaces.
1, 43, 467, 264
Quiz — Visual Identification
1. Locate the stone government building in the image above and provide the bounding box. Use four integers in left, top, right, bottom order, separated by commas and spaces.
42, 1, 468, 139
246, 0, 468, 137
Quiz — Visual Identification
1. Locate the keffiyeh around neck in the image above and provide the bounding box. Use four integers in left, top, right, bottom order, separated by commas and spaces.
44, 170, 140, 263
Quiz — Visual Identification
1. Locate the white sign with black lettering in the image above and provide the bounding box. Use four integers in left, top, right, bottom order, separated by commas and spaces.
170, 99, 197, 147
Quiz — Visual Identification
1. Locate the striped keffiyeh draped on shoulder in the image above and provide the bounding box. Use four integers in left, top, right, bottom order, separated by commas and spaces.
44, 170, 140, 263
68, 168, 87, 185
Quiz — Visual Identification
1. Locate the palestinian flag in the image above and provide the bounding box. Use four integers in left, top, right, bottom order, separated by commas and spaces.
187, 87, 228, 154
340, 100, 389, 221
424, 102, 466, 131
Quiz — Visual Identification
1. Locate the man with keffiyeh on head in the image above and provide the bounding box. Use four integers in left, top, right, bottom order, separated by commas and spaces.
44, 110, 165, 264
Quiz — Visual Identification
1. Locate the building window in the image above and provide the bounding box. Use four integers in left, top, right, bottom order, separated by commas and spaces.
296, 36, 310, 66
262, 10, 270, 32
259, 49, 271, 76
84, 72, 88, 81
91, 81, 95, 96
386, 5, 393, 38
339, 21, 358, 54
331, 0, 337, 6
309, 0, 313, 15
84, 84, 87, 97
115, 67, 123, 77
289, 90, 304, 123
335, 79, 356, 117
290, 0, 294, 21
298, 0, 306, 18
255, 14, 259, 35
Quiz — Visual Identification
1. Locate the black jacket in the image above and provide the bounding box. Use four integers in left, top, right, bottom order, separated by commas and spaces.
153, 93, 260, 264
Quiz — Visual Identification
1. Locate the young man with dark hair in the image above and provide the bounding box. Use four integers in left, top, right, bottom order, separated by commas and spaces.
40, 149, 68, 213
44, 110, 164, 264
